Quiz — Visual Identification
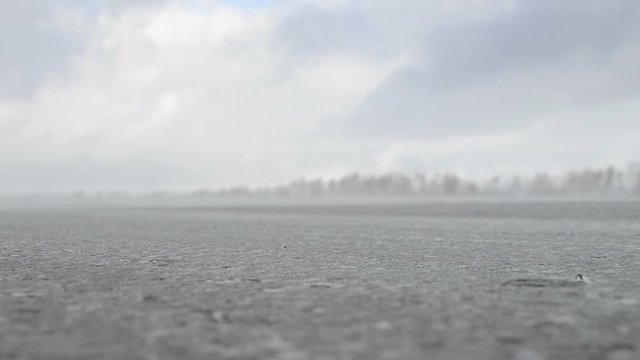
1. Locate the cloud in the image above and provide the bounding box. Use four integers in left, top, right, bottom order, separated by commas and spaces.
350, 0, 640, 138
0, 1, 399, 191
0, 0, 639, 192
0, 1, 82, 97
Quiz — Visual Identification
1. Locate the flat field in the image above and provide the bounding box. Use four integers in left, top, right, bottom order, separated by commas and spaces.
2, 200, 640, 360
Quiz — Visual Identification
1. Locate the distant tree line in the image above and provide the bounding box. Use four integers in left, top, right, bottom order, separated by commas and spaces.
211, 163, 640, 197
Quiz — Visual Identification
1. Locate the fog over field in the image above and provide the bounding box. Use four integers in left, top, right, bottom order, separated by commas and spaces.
2, 1, 640, 360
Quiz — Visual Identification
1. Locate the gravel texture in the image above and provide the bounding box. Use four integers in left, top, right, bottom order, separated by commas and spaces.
1, 200, 640, 360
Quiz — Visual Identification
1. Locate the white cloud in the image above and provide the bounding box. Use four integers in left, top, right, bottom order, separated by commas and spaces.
0, 2, 402, 191
1, 0, 639, 192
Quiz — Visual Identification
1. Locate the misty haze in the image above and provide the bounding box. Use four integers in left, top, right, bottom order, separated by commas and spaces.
2, 1, 640, 360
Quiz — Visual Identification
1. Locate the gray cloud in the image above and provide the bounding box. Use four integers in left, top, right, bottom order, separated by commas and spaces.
276, 3, 380, 57
1, 0, 640, 192
426, 1, 639, 87
349, 0, 640, 138
0, 1, 80, 97
0, 0, 191, 98
275, 0, 453, 59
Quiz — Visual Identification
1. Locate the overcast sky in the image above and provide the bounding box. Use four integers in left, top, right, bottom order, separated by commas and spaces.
1, 0, 640, 192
